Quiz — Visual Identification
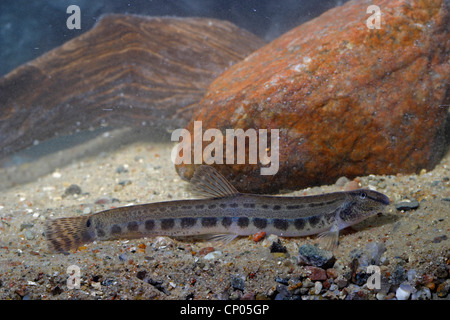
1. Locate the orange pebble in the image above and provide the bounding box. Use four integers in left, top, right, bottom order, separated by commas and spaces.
425, 282, 435, 291
199, 246, 214, 255
253, 231, 266, 242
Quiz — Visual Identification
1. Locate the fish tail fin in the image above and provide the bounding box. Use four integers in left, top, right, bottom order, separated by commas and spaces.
45, 216, 95, 252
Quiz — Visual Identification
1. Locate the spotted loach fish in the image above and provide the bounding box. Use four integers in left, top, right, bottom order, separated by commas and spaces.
45, 165, 390, 252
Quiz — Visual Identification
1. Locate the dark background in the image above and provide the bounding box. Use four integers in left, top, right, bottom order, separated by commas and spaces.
0, 0, 348, 77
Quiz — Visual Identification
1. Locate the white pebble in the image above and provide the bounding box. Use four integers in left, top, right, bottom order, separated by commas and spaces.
91, 282, 101, 290
203, 251, 222, 260
396, 283, 414, 300
52, 171, 62, 178
314, 281, 323, 295
376, 292, 386, 300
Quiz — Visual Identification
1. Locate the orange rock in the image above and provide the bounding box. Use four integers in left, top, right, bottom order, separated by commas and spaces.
176, 0, 449, 193
198, 246, 214, 255
252, 231, 266, 242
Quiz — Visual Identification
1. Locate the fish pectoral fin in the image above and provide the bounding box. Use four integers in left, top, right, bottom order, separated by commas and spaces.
189, 165, 240, 198
317, 227, 339, 251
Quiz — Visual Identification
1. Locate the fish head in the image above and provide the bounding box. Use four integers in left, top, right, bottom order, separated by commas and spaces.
346, 189, 390, 220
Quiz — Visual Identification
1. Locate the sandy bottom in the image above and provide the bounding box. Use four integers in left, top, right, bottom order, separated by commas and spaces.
0, 138, 448, 300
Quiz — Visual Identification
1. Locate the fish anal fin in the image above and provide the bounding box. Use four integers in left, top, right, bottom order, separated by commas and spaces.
189, 165, 240, 198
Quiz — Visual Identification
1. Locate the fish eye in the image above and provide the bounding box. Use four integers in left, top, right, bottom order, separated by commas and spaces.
359, 191, 367, 199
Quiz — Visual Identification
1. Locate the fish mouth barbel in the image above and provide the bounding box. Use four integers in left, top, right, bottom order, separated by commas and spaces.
45, 165, 390, 252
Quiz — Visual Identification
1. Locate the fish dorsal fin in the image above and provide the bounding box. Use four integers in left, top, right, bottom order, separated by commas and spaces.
190, 165, 240, 198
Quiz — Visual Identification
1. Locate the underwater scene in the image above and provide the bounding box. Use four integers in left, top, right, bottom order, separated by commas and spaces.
0, 0, 448, 304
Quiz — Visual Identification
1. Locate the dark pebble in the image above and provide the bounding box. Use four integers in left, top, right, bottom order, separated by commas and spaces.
101, 279, 115, 286
298, 243, 335, 268
353, 272, 370, 286
269, 239, 287, 253
274, 284, 290, 300
432, 235, 448, 243
390, 265, 407, 285
435, 265, 448, 279
116, 165, 129, 173
118, 180, 132, 186
395, 199, 419, 211
118, 253, 129, 261
185, 292, 195, 300
51, 285, 62, 296
136, 270, 147, 280
275, 277, 290, 285
146, 278, 169, 295
231, 276, 245, 291
64, 184, 82, 196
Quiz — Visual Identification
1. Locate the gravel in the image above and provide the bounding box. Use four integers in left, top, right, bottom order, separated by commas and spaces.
0, 141, 448, 300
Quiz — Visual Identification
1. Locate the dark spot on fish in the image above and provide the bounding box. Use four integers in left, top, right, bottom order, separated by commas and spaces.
158, 207, 166, 212
219, 203, 227, 208
195, 204, 205, 209
273, 205, 281, 210
308, 215, 321, 226
237, 217, 249, 228
208, 204, 217, 209
230, 203, 239, 208
308, 202, 322, 208
111, 225, 122, 234
273, 219, 289, 230
161, 219, 175, 230
201, 217, 217, 227
86, 219, 91, 228
261, 204, 269, 209
62, 236, 72, 248
181, 205, 192, 210
338, 202, 354, 221
145, 219, 155, 230
294, 218, 306, 230
287, 204, 303, 210
96, 228, 105, 237
253, 218, 267, 229
127, 221, 139, 232
243, 203, 255, 208
222, 217, 232, 228
181, 217, 196, 228
326, 199, 339, 205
